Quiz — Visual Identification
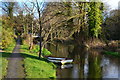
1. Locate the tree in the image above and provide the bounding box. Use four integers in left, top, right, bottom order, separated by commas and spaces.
36, 0, 46, 58
1, 16, 16, 49
2, 2, 16, 19
88, 2, 103, 38
1, 2, 17, 49
105, 9, 120, 40
42, 1, 104, 45
72, 2, 89, 44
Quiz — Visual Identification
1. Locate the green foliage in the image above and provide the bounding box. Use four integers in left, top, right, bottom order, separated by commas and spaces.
0, 18, 2, 49
0, 16, 16, 78
2, 28, 15, 49
42, 48, 52, 56
1, 16, 16, 49
30, 45, 39, 53
21, 45, 56, 78
88, 2, 103, 38
1, 52, 9, 78
105, 10, 120, 40
104, 51, 120, 57
30, 45, 52, 56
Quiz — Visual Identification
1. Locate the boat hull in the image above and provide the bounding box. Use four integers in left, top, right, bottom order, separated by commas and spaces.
46, 57, 73, 65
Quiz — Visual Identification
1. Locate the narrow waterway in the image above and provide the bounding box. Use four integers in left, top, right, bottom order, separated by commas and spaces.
46, 42, 120, 78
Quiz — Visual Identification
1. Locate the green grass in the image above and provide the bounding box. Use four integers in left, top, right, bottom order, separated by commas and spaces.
30, 45, 52, 56
1, 44, 15, 78
21, 45, 56, 78
104, 51, 120, 57
4, 44, 15, 52
1, 53, 9, 78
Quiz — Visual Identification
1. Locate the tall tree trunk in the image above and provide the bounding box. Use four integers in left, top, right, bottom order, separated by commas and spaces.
36, 0, 42, 58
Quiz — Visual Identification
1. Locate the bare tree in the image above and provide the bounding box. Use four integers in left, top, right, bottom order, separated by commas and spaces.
36, 0, 46, 58
1, 2, 17, 19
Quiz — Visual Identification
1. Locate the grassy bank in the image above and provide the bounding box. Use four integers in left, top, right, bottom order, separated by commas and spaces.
1, 44, 15, 78
104, 51, 120, 57
21, 45, 56, 78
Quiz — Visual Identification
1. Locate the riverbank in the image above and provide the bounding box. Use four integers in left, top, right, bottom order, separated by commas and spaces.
85, 39, 120, 57
87, 40, 120, 57
54, 39, 120, 58
102, 40, 120, 57
103, 51, 120, 57
21, 45, 56, 78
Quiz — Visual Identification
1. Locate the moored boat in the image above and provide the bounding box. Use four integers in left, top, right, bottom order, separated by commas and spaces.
45, 56, 73, 65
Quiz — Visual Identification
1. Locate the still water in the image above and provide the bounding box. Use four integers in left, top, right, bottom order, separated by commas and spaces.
46, 42, 120, 78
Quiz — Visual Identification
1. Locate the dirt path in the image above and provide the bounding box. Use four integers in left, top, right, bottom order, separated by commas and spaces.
6, 38, 25, 78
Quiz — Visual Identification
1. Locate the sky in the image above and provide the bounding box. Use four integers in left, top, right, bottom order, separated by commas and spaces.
102, 0, 120, 10
0, 0, 120, 16
0, 0, 120, 9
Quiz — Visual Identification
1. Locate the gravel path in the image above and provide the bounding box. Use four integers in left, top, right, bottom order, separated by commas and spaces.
6, 38, 25, 78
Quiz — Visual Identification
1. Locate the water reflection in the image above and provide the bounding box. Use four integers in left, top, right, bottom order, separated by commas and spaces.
46, 42, 120, 78
101, 56, 119, 78
57, 64, 73, 69
61, 64, 73, 69
87, 50, 102, 78
70, 45, 87, 78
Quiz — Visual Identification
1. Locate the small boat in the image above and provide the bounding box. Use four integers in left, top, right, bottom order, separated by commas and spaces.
47, 56, 66, 60
45, 56, 73, 65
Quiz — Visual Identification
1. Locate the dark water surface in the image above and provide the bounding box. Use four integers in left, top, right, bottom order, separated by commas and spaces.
46, 42, 120, 78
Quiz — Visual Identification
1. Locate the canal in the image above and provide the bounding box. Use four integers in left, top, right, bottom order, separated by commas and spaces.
46, 42, 120, 78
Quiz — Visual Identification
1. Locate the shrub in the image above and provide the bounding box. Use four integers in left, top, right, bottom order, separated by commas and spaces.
30, 45, 52, 56
42, 48, 52, 56
1, 16, 16, 49
2, 26, 16, 49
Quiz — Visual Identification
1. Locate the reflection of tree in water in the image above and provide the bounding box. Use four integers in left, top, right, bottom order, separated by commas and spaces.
68, 45, 88, 78
88, 49, 102, 78
118, 64, 120, 79
46, 42, 71, 57
46, 42, 120, 78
